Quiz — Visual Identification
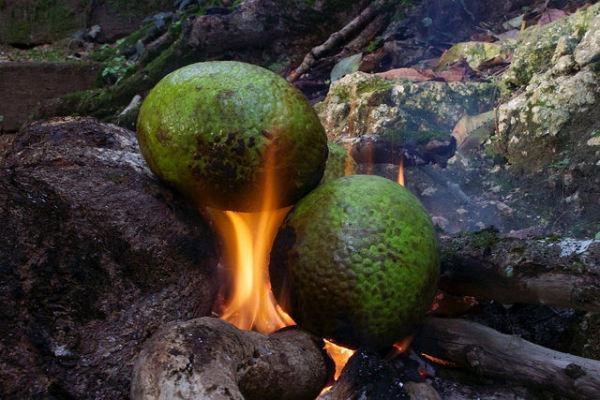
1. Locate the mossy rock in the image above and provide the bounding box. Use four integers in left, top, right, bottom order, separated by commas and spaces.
318, 71, 498, 147
137, 61, 328, 211
0, 0, 88, 45
501, 2, 600, 90
270, 175, 440, 349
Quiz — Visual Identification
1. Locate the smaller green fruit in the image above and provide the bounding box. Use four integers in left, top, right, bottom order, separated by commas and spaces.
270, 175, 439, 349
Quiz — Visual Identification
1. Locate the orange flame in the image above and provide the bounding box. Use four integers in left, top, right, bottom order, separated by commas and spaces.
324, 340, 356, 380
396, 154, 405, 186
211, 143, 411, 385
209, 146, 295, 333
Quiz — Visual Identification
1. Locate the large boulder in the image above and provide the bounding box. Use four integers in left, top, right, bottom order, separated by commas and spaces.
0, 62, 101, 133
0, 117, 218, 399
493, 9, 600, 230
501, 3, 600, 90
317, 71, 498, 165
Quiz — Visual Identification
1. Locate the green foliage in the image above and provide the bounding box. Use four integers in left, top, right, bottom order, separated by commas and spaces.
549, 157, 570, 170
365, 39, 381, 53
101, 56, 135, 85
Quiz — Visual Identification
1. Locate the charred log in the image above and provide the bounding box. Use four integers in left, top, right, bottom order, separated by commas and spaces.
131, 318, 333, 400
414, 318, 600, 400
439, 230, 600, 312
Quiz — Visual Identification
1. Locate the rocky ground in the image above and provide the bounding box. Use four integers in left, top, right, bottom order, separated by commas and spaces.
1, 0, 599, 399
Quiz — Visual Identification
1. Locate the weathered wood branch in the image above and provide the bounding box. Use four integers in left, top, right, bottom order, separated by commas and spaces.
287, 0, 395, 82
439, 231, 600, 312
131, 317, 333, 400
414, 318, 600, 400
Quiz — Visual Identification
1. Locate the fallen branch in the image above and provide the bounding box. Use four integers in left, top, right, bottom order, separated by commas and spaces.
414, 318, 600, 400
439, 231, 600, 312
287, 0, 395, 82
131, 317, 332, 400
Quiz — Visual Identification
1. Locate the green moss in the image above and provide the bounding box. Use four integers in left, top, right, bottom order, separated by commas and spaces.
355, 75, 394, 95
365, 39, 381, 53
469, 228, 500, 251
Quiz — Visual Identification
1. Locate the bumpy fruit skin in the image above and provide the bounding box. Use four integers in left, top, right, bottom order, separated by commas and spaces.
270, 175, 439, 349
136, 61, 328, 211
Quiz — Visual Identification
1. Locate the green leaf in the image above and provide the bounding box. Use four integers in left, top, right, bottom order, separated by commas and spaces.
330, 53, 362, 82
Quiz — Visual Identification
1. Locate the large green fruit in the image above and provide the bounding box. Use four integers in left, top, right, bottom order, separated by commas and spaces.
136, 61, 328, 211
270, 175, 439, 349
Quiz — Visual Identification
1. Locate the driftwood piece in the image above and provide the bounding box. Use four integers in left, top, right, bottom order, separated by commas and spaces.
439, 230, 600, 312
414, 318, 600, 400
131, 318, 333, 400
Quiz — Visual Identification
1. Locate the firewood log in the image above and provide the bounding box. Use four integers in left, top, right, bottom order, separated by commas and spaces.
414, 317, 600, 400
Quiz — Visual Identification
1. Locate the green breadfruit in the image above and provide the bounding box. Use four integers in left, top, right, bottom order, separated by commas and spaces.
270, 175, 439, 349
137, 61, 328, 211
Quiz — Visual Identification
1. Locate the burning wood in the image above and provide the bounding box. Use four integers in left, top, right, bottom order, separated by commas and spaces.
131, 317, 333, 400
414, 318, 600, 400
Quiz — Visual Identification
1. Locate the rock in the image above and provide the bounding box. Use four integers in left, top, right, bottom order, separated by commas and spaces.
574, 13, 600, 67
502, 3, 599, 90
0, 62, 101, 132
317, 71, 497, 165
0, 117, 218, 399
0, 0, 88, 46
89, 0, 173, 42
494, 22, 600, 224
437, 42, 508, 71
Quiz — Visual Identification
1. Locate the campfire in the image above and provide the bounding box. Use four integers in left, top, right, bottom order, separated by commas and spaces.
2, 1, 599, 400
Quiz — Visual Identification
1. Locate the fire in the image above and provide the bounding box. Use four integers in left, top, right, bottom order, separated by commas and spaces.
211, 144, 410, 385
421, 353, 457, 367
209, 145, 294, 333
396, 154, 405, 186
324, 340, 356, 380
211, 208, 294, 333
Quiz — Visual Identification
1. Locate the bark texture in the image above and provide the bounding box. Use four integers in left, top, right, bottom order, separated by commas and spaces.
414, 318, 600, 400
0, 117, 218, 399
132, 317, 333, 400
